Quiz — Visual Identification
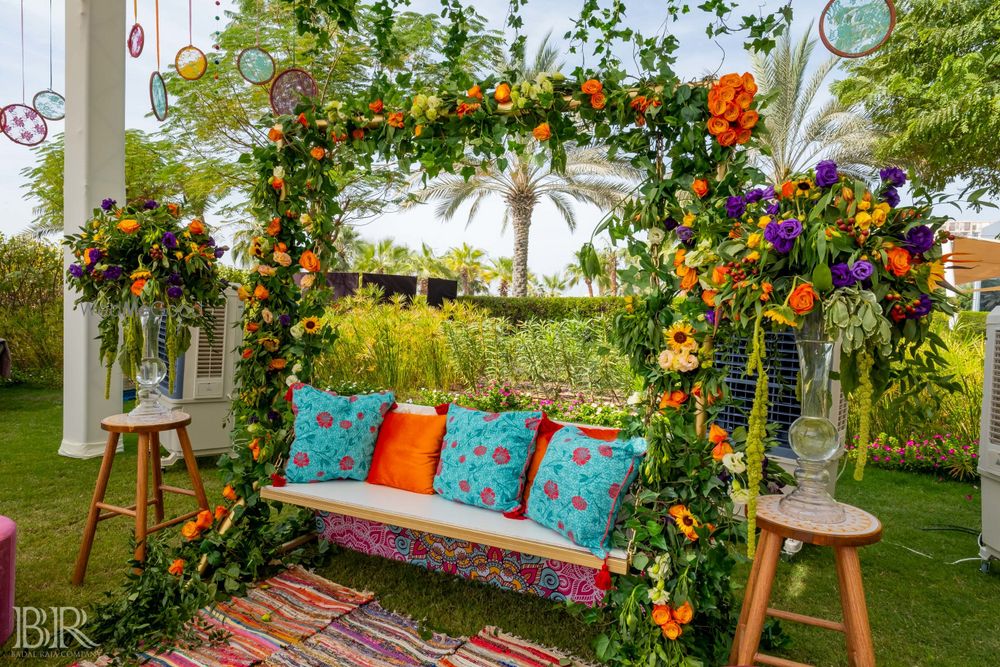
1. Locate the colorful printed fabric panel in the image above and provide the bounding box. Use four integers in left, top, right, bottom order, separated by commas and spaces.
433, 405, 542, 512
439, 626, 597, 667
525, 427, 647, 558
287, 385, 395, 483
317, 512, 607, 607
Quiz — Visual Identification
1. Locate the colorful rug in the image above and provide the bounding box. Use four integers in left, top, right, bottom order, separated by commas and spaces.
265, 601, 463, 666
438, 627, 597, 667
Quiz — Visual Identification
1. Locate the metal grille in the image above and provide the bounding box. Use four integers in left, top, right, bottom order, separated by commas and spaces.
991, 329, 1000, 443
196, 306, 227, 380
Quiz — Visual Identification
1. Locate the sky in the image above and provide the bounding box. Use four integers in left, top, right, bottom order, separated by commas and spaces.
1, 0, 996, 295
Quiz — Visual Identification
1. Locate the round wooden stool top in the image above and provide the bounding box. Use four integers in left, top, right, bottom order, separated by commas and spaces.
100, 411, 192, 434
755, 495, 882, 548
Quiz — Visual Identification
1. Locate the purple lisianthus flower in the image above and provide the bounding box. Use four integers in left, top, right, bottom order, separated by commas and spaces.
726, 195, 747, 219
214, 247, 226, 259
764, 221, 795, 253
765, 200, 781, 216
161, 232, 178, 249
705, 309, 716, 326
879, 166, 907, 187
69, 263, 84, 278
815, 160, 839, 188
777, 218, 802, 240
762, 185, 776, 200
831, 263, 853, 288
103, 265, 123, 281
676, 225, 695, 244
84, 248, 102, 266
143, 199, 159, 210
100, 198, 116, 211
851, 260, 874, 283
167, 285, 183, 299
278, 313, 292, 327
268, 410, 281, 423
745, 188, 765, 204
904, 225, 935, 254
912, 293, 933, 318
206, 236, 217, 247
881, 186, 900, 208
663, 216, 679, 232
167, 272, 183, 286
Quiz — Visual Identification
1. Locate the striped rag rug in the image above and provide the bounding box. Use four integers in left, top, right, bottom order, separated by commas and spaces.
265, 601, 463, 667
438, 627, 597, 667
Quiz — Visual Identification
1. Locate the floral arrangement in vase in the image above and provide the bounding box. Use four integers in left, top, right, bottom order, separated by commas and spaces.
65, 199, 228, 412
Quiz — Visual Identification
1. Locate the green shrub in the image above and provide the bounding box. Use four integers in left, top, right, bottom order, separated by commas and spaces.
457, 296, 626, 322
0, 233, 63, 386
954, 310, 987, 339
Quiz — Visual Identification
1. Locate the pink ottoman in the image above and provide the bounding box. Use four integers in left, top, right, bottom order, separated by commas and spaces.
0, 516, 14, 646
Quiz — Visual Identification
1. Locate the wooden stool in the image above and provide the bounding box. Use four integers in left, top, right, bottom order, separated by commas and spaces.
730, 495, 882, 667
72, 412, 210, 585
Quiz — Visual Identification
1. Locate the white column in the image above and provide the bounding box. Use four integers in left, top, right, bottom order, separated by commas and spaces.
59, 0, 126, 458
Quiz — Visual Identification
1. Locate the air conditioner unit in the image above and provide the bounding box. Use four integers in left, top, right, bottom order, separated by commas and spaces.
979, 307, 1000, 570
157, 286, 243, 466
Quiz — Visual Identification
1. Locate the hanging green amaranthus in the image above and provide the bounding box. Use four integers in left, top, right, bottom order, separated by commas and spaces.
744, 312, 769, 556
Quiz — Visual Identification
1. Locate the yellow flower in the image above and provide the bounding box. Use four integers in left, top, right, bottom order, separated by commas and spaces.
855, 211, 872, 230
683, 213, 696, 226
302, 316, 322, 334
927, 261, 945, 291
664, 322, 697, 353
668, 504, 701, 541
745, 251, 760, 262
764, 309, 796, 327
857, 199, 871, 211
747, 233, 761, 249
757, 215, 771, 229
130, 269, 151, 280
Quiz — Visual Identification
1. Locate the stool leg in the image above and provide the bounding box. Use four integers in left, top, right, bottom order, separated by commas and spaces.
72, 432, 120, 585
734, 529, 783, 665
835, 546, 876, 667
176, 426, 209, 511
729, 527, 772, 664
150, 432, 165, 523
134, 432, 150, 566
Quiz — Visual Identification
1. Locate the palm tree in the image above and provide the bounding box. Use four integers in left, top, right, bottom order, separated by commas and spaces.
443, 243, 488, 296
541, 273, 569, 296
489, 257, 515, 296
353, 239, 412, 274
750, 26, 877, 182
564, 257, 593, 297
597, 247, 620, 297
408, 36, 639, 297
408, 243, 450, 295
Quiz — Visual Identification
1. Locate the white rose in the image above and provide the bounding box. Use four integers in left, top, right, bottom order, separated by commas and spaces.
676, 353, 699, 372
657, 349, 674, 371
426, 95, 441, 109
647, 585, 669, 605
285, 374, 299, 387
627, 391, 644, 405
722, 451, 746, 474
648, 228, 666, 245
730, 481, 750, 505
292, 362, 303, 374
290, 323, 304, 339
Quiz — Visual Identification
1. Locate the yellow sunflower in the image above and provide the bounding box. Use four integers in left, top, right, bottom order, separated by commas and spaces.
763, 308, 796, 327
668, 504, 701, 541
664, 322, 697, 353
302, 316, 323, 334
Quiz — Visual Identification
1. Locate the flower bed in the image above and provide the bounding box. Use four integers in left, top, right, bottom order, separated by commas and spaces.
845, 433, 980, 481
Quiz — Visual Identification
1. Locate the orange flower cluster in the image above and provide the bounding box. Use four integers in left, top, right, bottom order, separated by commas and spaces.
709, 424, 733, 461
455, 102, 480, 118
659, 389, 688, 409
707, 72, 758, 147
652, 601, 694, 640
629, 94, 661, 126
180, 508, 216, 541
581, 79, 605, 109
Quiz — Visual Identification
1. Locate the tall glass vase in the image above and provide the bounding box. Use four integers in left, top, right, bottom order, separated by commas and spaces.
779, 309, 846, 524
129, 305, 171, 421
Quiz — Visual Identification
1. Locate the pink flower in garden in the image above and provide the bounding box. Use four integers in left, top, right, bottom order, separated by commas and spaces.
572, 448, 591, 466
493, 447, 511, 465
459, 480, 471, 492
544, 480, 559, 500
481, 488, 496, 506
339, 456, 354, 471
316, 412, 333, 428
293, 452, 310, 468
571, 495, 588, 511
474, 445, 488, 456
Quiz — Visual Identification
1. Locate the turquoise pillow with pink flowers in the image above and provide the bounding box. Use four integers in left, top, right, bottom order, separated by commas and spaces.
526, 426, 647, 558
286, 384, 395, 483
433, 405, 542, 512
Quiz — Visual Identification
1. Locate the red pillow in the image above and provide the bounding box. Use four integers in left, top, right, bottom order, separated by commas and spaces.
523, 414, 619, 506
367, 411, 448, 494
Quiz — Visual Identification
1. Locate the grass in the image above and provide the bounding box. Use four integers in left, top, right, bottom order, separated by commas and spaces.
1, 384, 999, 666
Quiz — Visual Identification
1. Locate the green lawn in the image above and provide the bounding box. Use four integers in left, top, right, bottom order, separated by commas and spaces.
1, 384, 998, 666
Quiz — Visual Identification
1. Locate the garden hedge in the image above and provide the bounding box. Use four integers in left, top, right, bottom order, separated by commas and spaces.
456, 295, 626, 322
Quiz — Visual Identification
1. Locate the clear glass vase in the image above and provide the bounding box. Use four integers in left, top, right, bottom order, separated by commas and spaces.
779, 309, 846, 524
129, 305, 171, 421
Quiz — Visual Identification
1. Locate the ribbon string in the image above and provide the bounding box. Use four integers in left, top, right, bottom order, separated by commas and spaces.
20, 0, 25, 102
155, 0, 160, 69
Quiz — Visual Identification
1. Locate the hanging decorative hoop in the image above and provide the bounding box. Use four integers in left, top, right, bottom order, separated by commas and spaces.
269, 68, 318, 117
175, 45, 208, 81
2, 103, 48, 146
128, 23, 145, 58
149, 71, 168, 121
237, 46, 276, 85
819, 0, 896, 58
32, 89, 65, 121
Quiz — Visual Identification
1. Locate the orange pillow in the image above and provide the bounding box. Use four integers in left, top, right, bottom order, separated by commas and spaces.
367, 411, 448, 494
523, 415, 619, 505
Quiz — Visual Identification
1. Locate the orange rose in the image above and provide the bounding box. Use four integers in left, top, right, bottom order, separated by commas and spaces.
692, 179, 709, 198
269, 358, 287, 371
494, 83, 512, 104
166, 202, 180, 217
886, 247, 912, 277
130, 278, 147, 297
680, 269, 698, 290
271, 177, 284, 191
351, 128, 365, 140
719, 73, 742, 89
723, 102, 741, 122
717, 129, 737, 147
651, 605, 673, 626
707, 117, 729, 136
702, 290, 717, 307
310, 146, 326, 160
249, 438, 261, 461
659, 390, 688, 410
299, 249, 321, 272
661, 621, 683, 640
223, 484, 237, 501
117, 219, 140, 234
709, 424, 728, 445
581, 79, 603, 95
788, 283, 818, 315
214, 505, 228, 521
711, 265, 730, 285
245, 321, 260, 333
715, 85, 736, 103
735, 92, 754, 110
590, 92, 606, 109
267, 218, 281, 236
189, 219, 206, 235
712, 441, 734, 461
779, 181, 795, 199
180, 521, 201, 541
468, 84, 483, 100
738, 110, 759, 129
741, 72, 757, 95
253, 284, 269, 300
241, 348, 253, 359
708, 97, 728, 117
168, 558, 185, 576
674, 601, 694, 625
368, 99, 384, 114
735, 128, 752, 145
533, 123, 552, 142
267, 127, 283, 142
297, 112, 308, 127
387, 112, 404, 128
195, 509, 214, 530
